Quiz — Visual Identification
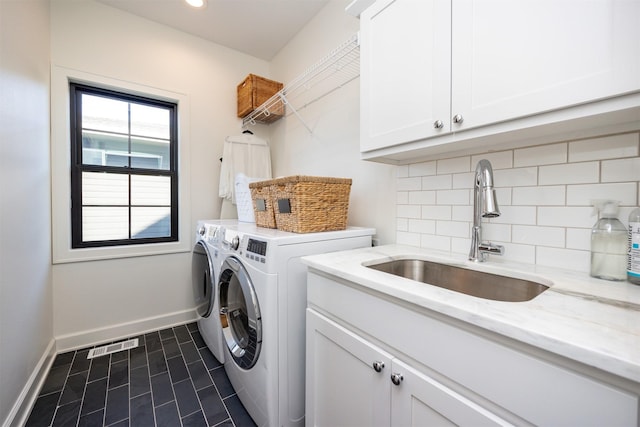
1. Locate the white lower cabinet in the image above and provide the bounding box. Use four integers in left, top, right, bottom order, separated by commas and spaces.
305, 271, 640, 427
306, 310, 510, 427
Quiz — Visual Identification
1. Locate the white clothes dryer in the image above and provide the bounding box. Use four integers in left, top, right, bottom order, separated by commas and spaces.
216, 222, 375, 427
191, 220, 232, 363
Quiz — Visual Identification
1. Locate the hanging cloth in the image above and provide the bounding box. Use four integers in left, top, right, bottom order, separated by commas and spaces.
218, 133, 272, 204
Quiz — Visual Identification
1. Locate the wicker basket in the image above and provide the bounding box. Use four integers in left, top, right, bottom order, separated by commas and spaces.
249, 179, 277, 229
237, 74, 284, 122
270, 175, 352, 233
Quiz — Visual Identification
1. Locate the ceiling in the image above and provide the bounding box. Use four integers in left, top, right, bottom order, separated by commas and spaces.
97, 0, 330, 61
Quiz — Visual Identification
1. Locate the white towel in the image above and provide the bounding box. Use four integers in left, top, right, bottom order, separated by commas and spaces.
218, 133, 272, 204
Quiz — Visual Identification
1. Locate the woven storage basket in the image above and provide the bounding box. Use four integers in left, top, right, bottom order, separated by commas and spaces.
270, 175, 352, 233
237, 74, 284, 122
249, 179, 277, 229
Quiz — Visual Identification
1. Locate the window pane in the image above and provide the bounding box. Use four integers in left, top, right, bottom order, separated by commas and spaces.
131, 175, 170, 205
82, 207, 129, 241
82, 94, 128, 134
131, 103, 170, 139
131, 136, 170, 170
82, 131, 129, 166
82, 172, 128, 205
132, 207, 171, 238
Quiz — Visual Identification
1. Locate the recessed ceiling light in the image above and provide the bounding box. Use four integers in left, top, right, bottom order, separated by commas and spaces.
185, 0, 206, 8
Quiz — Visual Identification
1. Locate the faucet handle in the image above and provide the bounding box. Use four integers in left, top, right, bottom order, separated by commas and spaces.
478, 242, 504, 256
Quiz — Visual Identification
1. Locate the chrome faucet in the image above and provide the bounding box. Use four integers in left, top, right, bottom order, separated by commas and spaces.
469, 159, 504, 262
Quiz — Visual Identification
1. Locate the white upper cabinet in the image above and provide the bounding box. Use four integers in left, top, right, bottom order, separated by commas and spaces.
360, 0, 451, 152
359, 0, 640, 162
452, 0, 640, 130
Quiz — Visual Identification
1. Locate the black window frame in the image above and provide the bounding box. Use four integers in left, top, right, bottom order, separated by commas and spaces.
70, 82, 179, 249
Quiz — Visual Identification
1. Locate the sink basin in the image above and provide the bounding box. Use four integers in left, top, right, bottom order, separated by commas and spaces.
366, 259, 549, 302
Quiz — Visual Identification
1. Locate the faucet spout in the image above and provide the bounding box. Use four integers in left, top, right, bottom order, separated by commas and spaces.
469, 160, 504, 262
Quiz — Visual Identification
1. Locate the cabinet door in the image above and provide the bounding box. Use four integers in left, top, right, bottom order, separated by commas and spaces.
391, 359, 510, 426
360, 0, 451, 152
452, 0, 640, 131
306, 309, 392, 427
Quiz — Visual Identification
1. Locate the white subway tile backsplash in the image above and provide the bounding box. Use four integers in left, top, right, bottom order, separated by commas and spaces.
512, 225, 565, 248
437, 157, 470, 174
397, 231, 420, 246
482, 223, 511, 242
491, 206, 536, 225
397, 177, 422, 191
422, 205, 452, 220
566, 228, 591, 250
494, 167, 538, 187
538, 162, 599, 185
566, 182, 636, 206
421, 234, 451, 251
601, 158, 640, 183
396, 131, 640, 275
514, 143, 567, 167
397, 191, 409, 204
537, 207, 593, 228
409, 161, 437, 177
452, 205, 473, 221
569, 133, 639, 162
512, 186, 566, 206
397, 204, 421, 219
435, 220, 469, 238
396, 165, 409, 178
471, 151, 513, 169
422, 174, 452, 190
408, 219, 436, 234
452, 172, 474, 189
436, 189, 470, 205
408, 191, 436, 205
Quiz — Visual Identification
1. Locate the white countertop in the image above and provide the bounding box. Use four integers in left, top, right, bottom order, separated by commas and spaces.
302, 244, 640, 383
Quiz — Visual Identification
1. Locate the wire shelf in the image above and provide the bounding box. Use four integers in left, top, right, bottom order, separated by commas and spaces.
242, 33, 360, 132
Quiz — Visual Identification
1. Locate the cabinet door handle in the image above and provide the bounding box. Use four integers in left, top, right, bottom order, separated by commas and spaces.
390, 373, 404, 386
372, 361, 385, 372
433, 119, 444, 129
452, 114, 464, 124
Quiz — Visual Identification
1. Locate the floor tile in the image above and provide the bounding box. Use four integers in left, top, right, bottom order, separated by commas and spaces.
130, 392, 155, 425
130, 365, 151, 398
25, 391, 60, 426
27, 322, 253, 427
154, 401, 181, 427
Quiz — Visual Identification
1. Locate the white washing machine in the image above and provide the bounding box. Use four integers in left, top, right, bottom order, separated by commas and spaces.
216, 222, 375, 427
191, 219, 237, 363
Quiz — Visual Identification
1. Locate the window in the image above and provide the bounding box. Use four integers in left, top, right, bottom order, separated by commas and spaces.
70, 83, 178, 248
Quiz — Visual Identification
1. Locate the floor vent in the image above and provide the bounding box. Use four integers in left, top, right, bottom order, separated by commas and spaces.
87, 338, 139, 359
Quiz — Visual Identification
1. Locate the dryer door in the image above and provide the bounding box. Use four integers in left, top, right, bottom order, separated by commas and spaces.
218, 256, 262, 369
192, 241, 215, 318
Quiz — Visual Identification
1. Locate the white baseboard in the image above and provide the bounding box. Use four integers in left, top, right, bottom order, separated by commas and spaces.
3, 339, 56, 427
55, 309, 197, 353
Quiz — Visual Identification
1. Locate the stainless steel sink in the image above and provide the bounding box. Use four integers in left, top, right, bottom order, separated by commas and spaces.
366, 259, 549, 302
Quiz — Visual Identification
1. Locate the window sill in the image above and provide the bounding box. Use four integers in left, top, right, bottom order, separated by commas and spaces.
53, 240, 191, 264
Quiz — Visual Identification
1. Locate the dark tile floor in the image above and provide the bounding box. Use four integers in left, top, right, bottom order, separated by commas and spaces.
26, 322, 257, 427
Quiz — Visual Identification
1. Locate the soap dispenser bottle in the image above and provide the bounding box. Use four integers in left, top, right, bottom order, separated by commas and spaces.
628, 206, 640, 285
591, 200, 627, 281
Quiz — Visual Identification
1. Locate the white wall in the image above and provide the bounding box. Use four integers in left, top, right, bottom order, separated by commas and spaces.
50, 0, 270, 348
265, 0, 397, 244
397, 132, 640, 274
0, 0, 53, 425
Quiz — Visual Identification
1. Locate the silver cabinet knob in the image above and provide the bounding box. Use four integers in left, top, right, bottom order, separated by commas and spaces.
390, 373, 403, 386
433, 119, 444, 129
372, 361, 385, 372
452, 114, 464, 124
